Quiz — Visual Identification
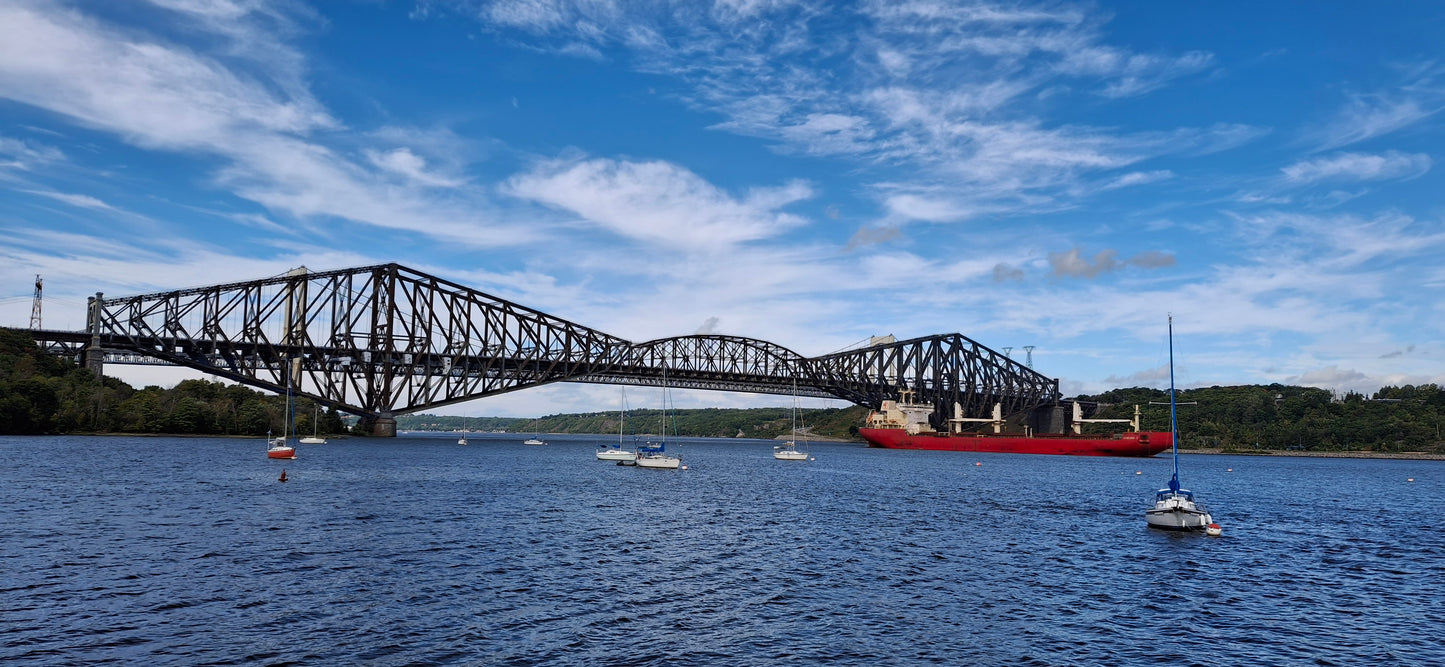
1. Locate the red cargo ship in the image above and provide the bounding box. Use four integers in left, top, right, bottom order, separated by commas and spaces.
858, 393, 1170, 457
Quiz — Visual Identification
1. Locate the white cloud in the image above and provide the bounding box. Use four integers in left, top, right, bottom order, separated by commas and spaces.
1057, 48, 1213, 98
22, 189, 115, 210
0, 1, 535, 247
504, 157, 813, 249
0, 136, 64, 170
449, 0, 1228, 227
364, 147, 466, 188
1311, 94, 1439, 151
1281, 151, 1431, 184
1100, 169, 1173, 190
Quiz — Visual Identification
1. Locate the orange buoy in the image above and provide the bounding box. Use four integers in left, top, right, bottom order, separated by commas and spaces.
1206, 523, 1222, 537
975, 462, 982, 466
278, 469, 288, 483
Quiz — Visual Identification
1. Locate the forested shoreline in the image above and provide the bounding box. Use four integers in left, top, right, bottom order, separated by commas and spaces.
3, 327, 1440, 452
0, 328, 345, 437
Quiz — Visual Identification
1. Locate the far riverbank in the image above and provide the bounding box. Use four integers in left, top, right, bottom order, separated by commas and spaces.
1183, 448, 1445, 461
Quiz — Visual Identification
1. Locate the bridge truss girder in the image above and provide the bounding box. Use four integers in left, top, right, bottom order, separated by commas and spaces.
66, 263, 1060, 425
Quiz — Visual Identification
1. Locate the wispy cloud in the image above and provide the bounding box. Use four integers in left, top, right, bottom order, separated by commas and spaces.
1308, 85, 1443, 151
1100, 169, 1173, 191
0, 136, 64, 170
1281, 150, 1431, 184
0, 0, 532, 247
443, 0, 1232, 226
504, 157, 814, 250
21, 189, 115, 211
1228, 210, 1445, 270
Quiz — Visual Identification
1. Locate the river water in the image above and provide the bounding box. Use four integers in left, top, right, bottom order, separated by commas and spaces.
2, 433, 1441, 665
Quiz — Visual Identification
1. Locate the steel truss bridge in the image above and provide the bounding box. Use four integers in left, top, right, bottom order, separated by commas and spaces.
29, 263, 1062, 435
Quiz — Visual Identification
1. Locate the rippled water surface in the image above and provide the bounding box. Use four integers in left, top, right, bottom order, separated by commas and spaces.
3, 433, 1442, 665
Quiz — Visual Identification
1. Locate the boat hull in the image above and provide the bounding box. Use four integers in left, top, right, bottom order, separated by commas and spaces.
266, 447, 296, 459
858, 428, 1170, 457
299, 437, 326, 445
1146, 491, 1212, 530
1145, 510, 1213, 531
636, 454, 681, 469
1145, 506, 1213, 531
597, 449, 637, 462
773, 447, 808, 460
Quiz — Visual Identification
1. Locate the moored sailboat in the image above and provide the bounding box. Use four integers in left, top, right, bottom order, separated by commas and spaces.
636, 367, 682, 469
774, 379, 810, 461
266, 375, 297, 459
597, 389, 638, 462
523, 417, 548, 446
299, 403, 326, 444
1145, 315, 1213, 531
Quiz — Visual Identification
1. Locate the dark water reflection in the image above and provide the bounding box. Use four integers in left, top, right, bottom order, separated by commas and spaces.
3, 434, 1441, 665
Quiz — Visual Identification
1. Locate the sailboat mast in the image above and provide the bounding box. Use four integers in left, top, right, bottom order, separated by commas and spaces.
1168, 314, 1180, 493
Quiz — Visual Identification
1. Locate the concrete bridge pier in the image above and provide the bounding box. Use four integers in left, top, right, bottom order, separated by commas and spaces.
359, 413, 397, 437
84, 292, 105, 376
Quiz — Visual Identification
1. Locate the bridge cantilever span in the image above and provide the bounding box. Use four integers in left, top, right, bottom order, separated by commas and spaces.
31, 263, 1062, 435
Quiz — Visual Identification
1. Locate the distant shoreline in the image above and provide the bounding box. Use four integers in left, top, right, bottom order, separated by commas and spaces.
1182, 448, 1445, 461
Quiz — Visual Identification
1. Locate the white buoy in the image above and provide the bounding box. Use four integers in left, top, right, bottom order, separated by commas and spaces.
1206, 523, 1222, 537
809, 457, 816, 461
681, 465, 688, 470
1407, 477, 1414, 482
1227, 468, 1233, 472
1135, 471, 1142, 475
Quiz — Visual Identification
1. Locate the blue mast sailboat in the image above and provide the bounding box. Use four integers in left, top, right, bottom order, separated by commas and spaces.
1145, 315, 1213, 531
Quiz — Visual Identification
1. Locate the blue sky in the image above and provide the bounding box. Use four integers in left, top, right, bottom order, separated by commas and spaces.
1, 0, 1443, 417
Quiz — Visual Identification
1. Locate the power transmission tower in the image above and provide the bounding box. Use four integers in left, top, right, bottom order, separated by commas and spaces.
1023, 345, 1035, 368
29, 274, 42, 329
1001, 346, 1013, 358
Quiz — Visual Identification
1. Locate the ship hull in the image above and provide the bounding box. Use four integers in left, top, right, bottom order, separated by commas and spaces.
858, 428, 1171, 457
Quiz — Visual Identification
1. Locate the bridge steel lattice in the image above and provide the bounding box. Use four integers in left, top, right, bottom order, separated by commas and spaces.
38, 263, 1061, 435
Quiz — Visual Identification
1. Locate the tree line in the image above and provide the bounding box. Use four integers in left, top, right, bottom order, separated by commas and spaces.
397, 404, 871, 441
0, 328, 346, 437
1079, 384, 1444, 452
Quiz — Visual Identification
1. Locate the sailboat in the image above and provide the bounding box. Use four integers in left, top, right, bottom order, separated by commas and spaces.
597, 388, 638, 462
1145, 315, 1213, 531
773, 379, 810, 461
523, 416, 548, 446
299, 403, 326, 444
266, 372, 298, 459
636, 367, 682, 469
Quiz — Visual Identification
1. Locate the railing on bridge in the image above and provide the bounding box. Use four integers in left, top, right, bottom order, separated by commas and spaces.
31, 263, 1061, 434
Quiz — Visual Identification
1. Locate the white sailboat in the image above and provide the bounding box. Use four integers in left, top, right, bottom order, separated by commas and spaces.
774, 379, 810, 461
636, 368, 681, 469
299, 403, 326, 444
523, 417, 548, 446
1145, 315, 1214, 531
597, 388, 638, 462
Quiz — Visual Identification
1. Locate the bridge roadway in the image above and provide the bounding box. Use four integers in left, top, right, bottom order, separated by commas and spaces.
24, 263, 1063, 435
